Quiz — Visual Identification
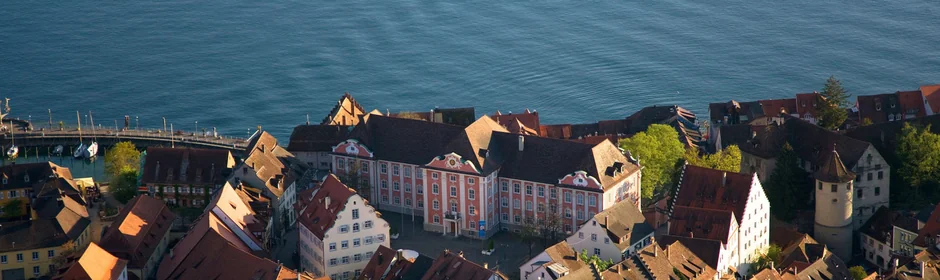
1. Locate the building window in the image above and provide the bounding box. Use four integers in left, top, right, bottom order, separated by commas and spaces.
502, 213, 509, 221
380, 163, 387, 174
550, 204, 557, 213
831, 185, 837, 192
469, 206, 476, 216
818, 182, 822, 190
382, 195, 389, 203
1, 255, 6, 264
365, 221, 373, 228
329, 243, 336, 251
365, 236, 374, 244
579, 232, 584, 239
450, 187, 457, 197
433, 200, 440, 210
417, 185, 423, 194
589, 195, 597, 206
565, 209, 572, 218
432, 184, 439, 194
354, 254, 362, 263
405, 198, 412, 206
501, 182, 508, 192
450, 201, 458, 213
468, 177, 475, 184
468, 189, 475, 200
526, 185, 533, 195
537, 203, 545, 212
514, 199, 521, 209
875, 187, 881, 196
361, 162, 369, 171
342, 256, 350, 264
604, 238, 610, 244
417, 200, 424, 208
857, 189, 863, 198
353, 223, 360, 232
342, 241, 349, 249
878, 171, 884, 180
33, 266, 40, 276
501, 198, 508, 207
434, 215, 441, 224
338, 158, 345, 170
868, 173, 873, 181
449, 175, 457, 182
16, 253, 23, 262
432, 172, 439, 179
577, 210, 585, 221
393, 166, 400, 176
352, 209, 360, 219
340, 225, 350, 233
594, 248, 601, 256
537, 186, 545, 197
526, 201, 533, 211
32, 252, 38, 260
394, 197, 400, 205
353, 238, 361, 247
416, 169, 423, 179
565, 192, 572, 203
550, 187, 557, 199
378, 234, 386, 242
576, 193, 584, 205
381, 180, 388, 189
404, 166, 411, 178
514, 215, 521, 223
591, 234, 597, 241
394, 182, 400, 191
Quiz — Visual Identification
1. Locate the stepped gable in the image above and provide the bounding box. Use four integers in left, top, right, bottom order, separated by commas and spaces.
322, 92, 366, 126
668, 206, 734, 243
421, 250, 501, 280
295, 174, 356, 240
594, 199, 654, 250
54, 242, 127, 280
813, 147, 856, 183
98, 195, 176, 269
922, 85, 940, 115
286, 124, 351, 152
141, 147, 232, 185
673, 165, 754, 220
347, 115, 466, 165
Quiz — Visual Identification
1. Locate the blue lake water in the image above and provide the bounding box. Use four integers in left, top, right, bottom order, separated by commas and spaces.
2, 1, 939, 140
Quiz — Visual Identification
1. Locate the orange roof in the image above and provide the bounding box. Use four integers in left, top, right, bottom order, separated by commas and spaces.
492, 110, 541, 135
759, 98, 798, 116
157, 230, 287, 280
669, 206, 735, 243
421, 250, 498, 280
673, 165, 755, 220
795, 93, 823, 118
55, 242, 127, 280
295, 174, 357, 239
897, 90, 928, 118
99, 195, 177, 269
922, 85, 940, 115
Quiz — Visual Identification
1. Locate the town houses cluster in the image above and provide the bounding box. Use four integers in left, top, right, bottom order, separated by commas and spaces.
0, 83, 938, 279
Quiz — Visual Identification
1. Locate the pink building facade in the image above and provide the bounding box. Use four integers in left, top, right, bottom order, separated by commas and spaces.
330, 115, 641, 239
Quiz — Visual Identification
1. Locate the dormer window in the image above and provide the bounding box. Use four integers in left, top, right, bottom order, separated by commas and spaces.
23, 174, 29, 183
890, 103, 896, 108
2, 177, 6, 184
875, 103, 882, 111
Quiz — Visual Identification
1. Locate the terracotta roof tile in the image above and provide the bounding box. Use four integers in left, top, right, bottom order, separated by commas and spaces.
358, 245, 434, 280
295, 174, 357, 240
492, 110, 541, 135
897, 90, 928, 119
594, 200, 654, 250
673, 165, 755, 220
157, 230, 285, 280
668, 206, 735, 243
54, 242, 128, 280
322, 92, 367, 126
541, 241, 585, 274
421, 250, 501, 280
922, 85, 940, 115
99, 195, 177, 269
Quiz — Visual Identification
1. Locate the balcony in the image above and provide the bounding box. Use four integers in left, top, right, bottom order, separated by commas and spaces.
444, 211, 461, 220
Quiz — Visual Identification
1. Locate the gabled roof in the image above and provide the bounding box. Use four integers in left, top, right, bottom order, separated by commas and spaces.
795, 93, 824, 118
914, 203, 940, 247
673, 164, 755, 220
322, 92, 366, 126
720, 117, 872, 169
540, 241, 585, 276
594, 200, 654, 250
665, 242, 719, 280
348, 115, 467, 166
421, 250, 501, 280
242, 131, 301, 198
861, 206, 898, 244
54, 242, 127, 280
442, 116, 509, 174
589, 242, 716, 280
922, 85, 940, 115
710, 100, 765, 125
99, 195, 176, 269
892, 249, 940, 280
140, 147, 233, 185
856, 93, 896, 123
759, 99, 797, 117
493, 133, 638, 189
359, 245, 435, 280
156, 230, 289, 280
492, 110, 540, 135
0, 180, 89, 254
0, 161, 62, 191
844, 114, 940, 164
897, 90, 927, 118
668, 206, 734, 244
287, 124, 351, 152
295, 174, 357, 240
813, 148, 856, 183
657, 236, 723, 270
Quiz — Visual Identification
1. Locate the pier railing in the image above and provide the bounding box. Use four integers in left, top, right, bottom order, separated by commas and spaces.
6, 124, 250, 151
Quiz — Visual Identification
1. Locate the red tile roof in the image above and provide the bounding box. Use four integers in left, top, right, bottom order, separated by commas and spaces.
914, 203, 940, 247
759, 98, 798, 117
54, 242, 127, 280
668, 206, 735, 243
673, 164, 755, 220
295, 174, 357, 239
99, 195, 177, 269
421, 250, 501, 280
492, 110, 541, 135
897, 90, 928, 119
140, 147, 233, 185
922, 85, 940, 115
358, 245, 434, 280
795, 93, 823, 119
156, 229, 288, 280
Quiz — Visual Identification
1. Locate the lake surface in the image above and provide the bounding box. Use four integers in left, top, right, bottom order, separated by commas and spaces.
2, 1, 939, 140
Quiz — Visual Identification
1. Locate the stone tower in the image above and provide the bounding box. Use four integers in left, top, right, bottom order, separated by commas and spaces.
813, 146, 856, 260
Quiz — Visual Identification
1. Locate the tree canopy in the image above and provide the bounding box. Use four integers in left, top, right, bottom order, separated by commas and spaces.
2, 199, 23, 218
817, 76, 851, 130
110, 169, 139, 204
580, 249, 615, 271
897, 123, 940, 195
763, 142, 811, 221
849, 266, 867, 280
750, 244, 782, 273
104, 141, 141, 180
684, 145, 742, 173
619, 124, 685, 200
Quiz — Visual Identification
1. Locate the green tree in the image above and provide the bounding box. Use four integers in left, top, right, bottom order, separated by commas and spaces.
104, 141, 141, 180
684, 145, 742, 173
619, 124, 685, 200
519, 217, 540, 257
110, 170, 140, 204
817, 76, 851, 130
579, 249, 615, 271
860, 118, 873, 126
764, 143, 811, 221
750, 244, 782, 272
897, 123, 940, 197
849, 266, 867, 280
2, 199, 23, 218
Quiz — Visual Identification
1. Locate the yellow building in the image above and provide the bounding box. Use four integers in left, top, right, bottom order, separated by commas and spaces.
0, 162, 92, 280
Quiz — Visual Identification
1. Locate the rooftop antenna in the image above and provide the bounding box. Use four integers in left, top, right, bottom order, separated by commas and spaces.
305, 114, 310, 125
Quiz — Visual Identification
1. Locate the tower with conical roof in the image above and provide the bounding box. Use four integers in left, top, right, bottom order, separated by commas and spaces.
813, 145, 856, 260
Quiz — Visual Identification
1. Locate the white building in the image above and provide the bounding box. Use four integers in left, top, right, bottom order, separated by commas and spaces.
661, 164, 770, 277
563, 199, 654, 263
296, 174, 390, 280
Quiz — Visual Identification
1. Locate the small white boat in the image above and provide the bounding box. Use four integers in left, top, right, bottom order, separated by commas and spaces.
86, 142, 98, 158
74, 143, 86, 158
6, 145, 17, 159
53, 145, 63, 156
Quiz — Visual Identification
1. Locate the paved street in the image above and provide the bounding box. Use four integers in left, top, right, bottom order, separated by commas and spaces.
273, 227, 300, 269
384, 212, 545, 278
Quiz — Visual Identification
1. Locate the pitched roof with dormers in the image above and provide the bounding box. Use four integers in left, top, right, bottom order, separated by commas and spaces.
421, 250, 503, 280
141, 147, 233, 186
53, 242, 128, 280
673, 165, 755, 220
593, 200, 654, 250
287, 124, 352, 153
99, 195, 176, 269
295, 174, 358, 240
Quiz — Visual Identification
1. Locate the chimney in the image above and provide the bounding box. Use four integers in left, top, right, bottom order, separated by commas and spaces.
484, 263, 488, 269
324, 196, 331, 209
617, 264, 621, 273
654, 248, 657, 257
604, 215, 609, 227
921, 261, 926, 276
397, 250, 404, 261
894, 258, 899, 270
722, 172, 727, 186
518, 136, 524, 152
458, 251, 464, 258
576, 252, 580, 262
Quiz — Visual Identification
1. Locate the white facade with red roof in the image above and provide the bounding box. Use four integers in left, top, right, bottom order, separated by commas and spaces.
296, 174, 389, 280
